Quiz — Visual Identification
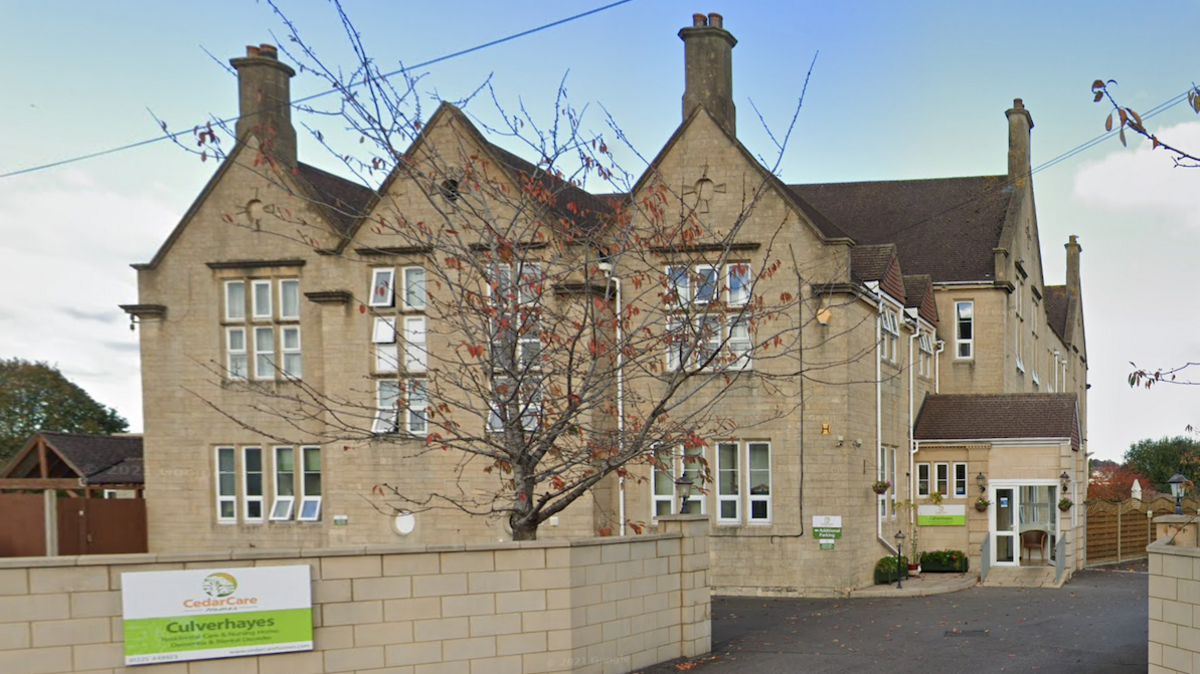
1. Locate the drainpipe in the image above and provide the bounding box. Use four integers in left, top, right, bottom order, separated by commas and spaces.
600, 262, 626, 535
1053, 350, 1061, 391
866, 281, 895, 554
908, 323, 919, 543
934, 339, 945, 394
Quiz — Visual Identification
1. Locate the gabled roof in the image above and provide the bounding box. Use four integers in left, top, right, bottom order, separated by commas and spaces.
789, 176, 1013, 283
1043, 285, 1069, 342
293, 162, 375, 240
338, 102, 614, 251
1, 432, 144, 486
629, 106, 850, 242
902, 274, 939, 326
850, 243, 906, 304
914, 393, 1080, 451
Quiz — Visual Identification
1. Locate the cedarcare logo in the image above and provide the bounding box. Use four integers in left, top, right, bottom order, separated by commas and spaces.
181, 573, 260, 609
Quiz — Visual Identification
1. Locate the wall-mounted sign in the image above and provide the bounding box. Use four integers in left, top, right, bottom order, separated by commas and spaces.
122, 566, 313, 666
812, 515, 843, 539
917, 504, 966, 526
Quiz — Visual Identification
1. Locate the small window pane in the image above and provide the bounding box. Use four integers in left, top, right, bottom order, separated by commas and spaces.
252, 280, 272, 319
280, 279, 300, 319
300, 499, 321, 520
370, 269, 395, 308
225, 281, 245, 320
667, 266, 689, 305
404, 267, 426, 309
220, 501, 236, 519
694, 266, 717, 304
218, 474, 235, 495
728, 263, 751, 304
749, 444, 770, 495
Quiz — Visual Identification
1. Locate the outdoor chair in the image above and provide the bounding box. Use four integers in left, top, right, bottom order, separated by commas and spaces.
1020, 529, 1048, 564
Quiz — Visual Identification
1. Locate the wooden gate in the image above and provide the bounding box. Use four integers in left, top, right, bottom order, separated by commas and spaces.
1086, 495, 1198, 565
57, 497, 148, 555
0, 493, 47, 557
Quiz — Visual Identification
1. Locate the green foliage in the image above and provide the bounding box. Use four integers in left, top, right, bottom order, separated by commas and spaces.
874, 555, 909, 573
0, 358, 128, 463
874, 555, 909, 584
919, 549, 969, 572
1124, 436, 1200, 492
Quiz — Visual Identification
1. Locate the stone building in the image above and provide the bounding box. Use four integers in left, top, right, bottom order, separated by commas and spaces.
123, 13, 1087, 594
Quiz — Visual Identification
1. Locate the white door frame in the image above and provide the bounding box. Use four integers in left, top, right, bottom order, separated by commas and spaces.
990, 479, 1059, 567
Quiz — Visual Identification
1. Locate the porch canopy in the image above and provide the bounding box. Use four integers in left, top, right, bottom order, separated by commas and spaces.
0, 432, 143, 494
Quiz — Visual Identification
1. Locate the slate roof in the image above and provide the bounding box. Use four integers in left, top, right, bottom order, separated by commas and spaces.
850, 244, 896, 284
789, 176, 1013, 283
914, 394, 1080, 450
38, 432, 144, 485
486, 143, 615, 238
294, 162, 376, 239
902, 274, 939, 325
1043, 285, 1069, 342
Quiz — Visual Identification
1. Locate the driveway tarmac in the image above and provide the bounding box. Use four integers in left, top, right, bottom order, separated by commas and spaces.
642, 563, 1148, 674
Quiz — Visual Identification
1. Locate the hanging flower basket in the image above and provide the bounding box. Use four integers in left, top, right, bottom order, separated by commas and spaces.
1058, 498, 1074, 512
974, 498, 991, 512
872, 480, 891, 495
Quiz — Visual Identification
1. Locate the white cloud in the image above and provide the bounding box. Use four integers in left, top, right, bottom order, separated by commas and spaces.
1067, 119, 1200, 461
0, 169, 180, 431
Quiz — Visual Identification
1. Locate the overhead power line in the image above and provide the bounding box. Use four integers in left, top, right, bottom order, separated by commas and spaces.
0, 0, 638, 180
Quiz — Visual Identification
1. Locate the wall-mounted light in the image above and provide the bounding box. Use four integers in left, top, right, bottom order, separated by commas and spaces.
1060, 471, 1071, 494
976, 472, 987, 494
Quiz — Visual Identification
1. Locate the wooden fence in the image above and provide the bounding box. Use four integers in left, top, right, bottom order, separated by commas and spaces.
1085, 495, 1199, 565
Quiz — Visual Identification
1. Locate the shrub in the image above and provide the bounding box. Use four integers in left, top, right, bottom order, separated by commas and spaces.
874, 555, 909, 584
919, 549, 969, 572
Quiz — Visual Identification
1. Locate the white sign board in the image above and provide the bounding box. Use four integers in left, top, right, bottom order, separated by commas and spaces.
121, 566, 313, 666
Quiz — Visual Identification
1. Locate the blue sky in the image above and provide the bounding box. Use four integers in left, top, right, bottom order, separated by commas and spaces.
3, 1, 1200, 461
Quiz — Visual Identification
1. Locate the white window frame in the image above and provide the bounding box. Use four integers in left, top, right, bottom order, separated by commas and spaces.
955, 301, 974, 359
916, 463, 930, 497
695, 314, 722, 369
665, 315, 687, 371
881, 310, 899, 363
226, 327, 248, 379
242, 446, 264, 523
216, 447, 237, 523
890, 446, 897, 520
693, 265, 718, 305
375, 380, 401, 434
404, 316, 428, 372
369, 268, 395, 308
651, 446, 706, 519
728, 316, 752, 370
297, 446, 322, 522
666, 265, 690, 306
953, 462, 968, 498
252, 280, 273, 320
402, 266, 426, 310
406, 379, 428, 435
253, 326, 275, 380
281, 326, 302, 378
373, 317, 399, 374
727, 263, 751, 306
935, 462, 949, 496
747, 442, 771, 523
716, 442, 740, 524
225, 280, 246, 321
270, 446, 295, 521
279, 279, 301, 320
918, 332, 934, 377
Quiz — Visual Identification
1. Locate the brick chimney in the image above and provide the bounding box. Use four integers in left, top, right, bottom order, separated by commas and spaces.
1006, 98, 1034, 184
1065, 234, 1082, 296
230, 44, 297, 166
679, 12, 737, 135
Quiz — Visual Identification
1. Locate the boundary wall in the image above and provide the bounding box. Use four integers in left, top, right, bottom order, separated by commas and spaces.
0, 515, 709, 674
1147, 515, 1200, 674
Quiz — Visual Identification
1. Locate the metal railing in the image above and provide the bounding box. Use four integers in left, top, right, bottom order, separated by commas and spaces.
981, 535, 991, 583
1055, 534, 1066, 584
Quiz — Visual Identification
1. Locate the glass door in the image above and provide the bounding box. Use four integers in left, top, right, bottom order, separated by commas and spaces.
993, 487, 1017, 565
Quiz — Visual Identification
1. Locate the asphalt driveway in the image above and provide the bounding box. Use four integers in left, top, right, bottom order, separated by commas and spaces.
643, 562, 1148, 674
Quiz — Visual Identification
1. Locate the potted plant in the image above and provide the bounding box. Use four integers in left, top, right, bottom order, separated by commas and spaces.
928, 490, 944, 506
874, 555, 909, 584
975, 497, 991, 512
919, 549, 970, 573
872, 479, 891, 495
1058, 497, 1074, 512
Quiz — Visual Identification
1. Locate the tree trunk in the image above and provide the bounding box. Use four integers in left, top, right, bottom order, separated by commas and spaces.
511, 521, 539, 541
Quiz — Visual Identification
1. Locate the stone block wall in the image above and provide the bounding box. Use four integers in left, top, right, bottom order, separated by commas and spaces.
1147, 527, 1200, 673
0, 515, 709, 674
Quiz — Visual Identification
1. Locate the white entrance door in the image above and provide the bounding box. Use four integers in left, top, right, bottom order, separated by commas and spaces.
991, 481, 1059, 567
992, 487, 1018, 566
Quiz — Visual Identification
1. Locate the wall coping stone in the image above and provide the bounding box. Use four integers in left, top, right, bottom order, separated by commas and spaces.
0, 533, 684, 570
1150, 538, 1200, 558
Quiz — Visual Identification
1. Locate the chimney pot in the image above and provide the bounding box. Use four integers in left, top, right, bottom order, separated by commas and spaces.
708, 13, 723, 28
1013, 97, 1024, 109
693, 13, 708, 26
259, 44, 278, 59
246, 45, 261, 58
